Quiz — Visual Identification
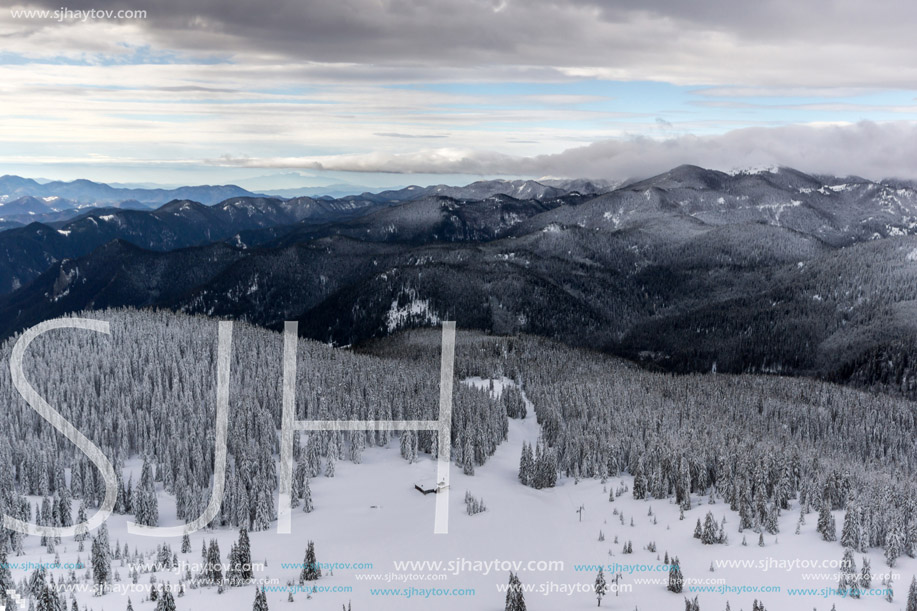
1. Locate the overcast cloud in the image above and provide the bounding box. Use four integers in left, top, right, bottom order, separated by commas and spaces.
209, 121, 917, 181
9, 0, 917, 87
3, 0, 917, 183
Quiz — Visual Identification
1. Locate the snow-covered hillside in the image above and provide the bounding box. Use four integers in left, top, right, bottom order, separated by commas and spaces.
2, 312, 916, 611
4, 376, 912, 611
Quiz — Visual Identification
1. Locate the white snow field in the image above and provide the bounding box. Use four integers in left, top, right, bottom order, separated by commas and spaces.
10, 377, 915, 611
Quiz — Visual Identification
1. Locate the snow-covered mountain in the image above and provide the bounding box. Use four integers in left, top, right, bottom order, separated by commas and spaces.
5, 165, 917, 401
347, 178, 611, 204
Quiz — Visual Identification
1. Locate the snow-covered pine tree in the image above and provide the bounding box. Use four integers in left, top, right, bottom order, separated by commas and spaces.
838, 549, 858, 598
350, 431, 365, 464
504, 572, 526, 611
400, 431, 417, 463
299, 541, 321, 583
91, 525, 111, 595
463, 438, 475, 476
817, 500, 836, 542
885, 526, 903, 567
303, 478, 314, 513
74, 504, 88, 543
667, 557, 683, 594
518, 442, 534, 487
595, 569, 607, 606
252, 587, 269, 611
841, 503, 860, 549
907, 576, 917, 611
632, 461, 647, 500
206, 539, 223, 584
860, 556, 871, 589
35, 578, 63, 611
701, 512, 720, 544
230, 528, 254, 584
292, 454, 307, 507
306, 439, 322, 478
155, 587, 176, 611
677, 458, 691, 510
0, 546, 13, 603
132, 457, 159, 527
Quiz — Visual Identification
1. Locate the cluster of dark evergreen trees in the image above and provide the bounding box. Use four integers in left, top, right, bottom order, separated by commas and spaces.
693, 512, 728, 545
464, 491, 486, 515
517, 440, 557, 489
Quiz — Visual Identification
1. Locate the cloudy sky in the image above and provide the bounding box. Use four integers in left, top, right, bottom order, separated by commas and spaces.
2, 0, 917, 188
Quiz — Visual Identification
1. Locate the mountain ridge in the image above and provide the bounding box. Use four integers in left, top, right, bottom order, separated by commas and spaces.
4, 164, 917, 401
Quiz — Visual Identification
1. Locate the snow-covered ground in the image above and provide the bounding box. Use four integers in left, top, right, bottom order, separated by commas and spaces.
11, 377, 915, 611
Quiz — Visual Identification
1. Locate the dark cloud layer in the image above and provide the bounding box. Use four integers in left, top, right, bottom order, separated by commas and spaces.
16, 0, 917, 87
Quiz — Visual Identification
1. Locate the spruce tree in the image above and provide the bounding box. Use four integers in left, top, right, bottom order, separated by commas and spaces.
668, 557, 684, 594
206, 539, 223, 584
155, 588, 176, 611
860, 557, 871, 590
91, 526, 111, 595
74, 504, 88, 543
701, 512, 719, 544
36, 579, 63, 611
518, 442, 534, 487
230, 528, 254, 584
253, 587, 269, 611
0, 546, 14, 603
885, 527, 903, 567
133, 458, 159, 527
838, 549, 858, 598
632, 461, 647, 500
302, 478, 314, 513
841, 504, 860, 549
504, 572, 526, 611
463, 438, 475, 476
817, 500, 836, 541
299, 541, 321, 583
595, 569, 607, 606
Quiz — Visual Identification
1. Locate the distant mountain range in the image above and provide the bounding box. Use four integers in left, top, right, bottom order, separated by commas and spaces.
339, 178, 616, 203
0, 175, 257, 208
0, 195, 391, 293
3, 165, 917, 400
0, 175, 614, 225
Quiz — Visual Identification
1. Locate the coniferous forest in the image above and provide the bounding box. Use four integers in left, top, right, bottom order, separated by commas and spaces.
1, 308, 916, 610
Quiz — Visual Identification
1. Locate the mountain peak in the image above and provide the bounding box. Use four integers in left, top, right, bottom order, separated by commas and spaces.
628, 165, 728, 191
157, 199, 209, 213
